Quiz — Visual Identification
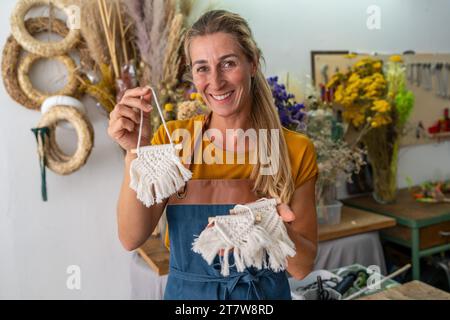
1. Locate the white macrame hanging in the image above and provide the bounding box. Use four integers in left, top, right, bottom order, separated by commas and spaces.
192, 198, 296, 276
129, 87, 192, 207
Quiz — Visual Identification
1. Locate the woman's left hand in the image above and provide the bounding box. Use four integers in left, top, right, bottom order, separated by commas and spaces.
277, 203, 296, 223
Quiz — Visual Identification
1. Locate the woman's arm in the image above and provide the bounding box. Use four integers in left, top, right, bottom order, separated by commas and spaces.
284, 177, 318, 279
116, 151, 168, 251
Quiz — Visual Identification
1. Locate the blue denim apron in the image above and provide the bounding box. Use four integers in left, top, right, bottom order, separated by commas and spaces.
163, 179, 292, 300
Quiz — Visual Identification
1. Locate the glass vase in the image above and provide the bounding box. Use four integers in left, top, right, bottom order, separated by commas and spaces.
364, 127, 399, 204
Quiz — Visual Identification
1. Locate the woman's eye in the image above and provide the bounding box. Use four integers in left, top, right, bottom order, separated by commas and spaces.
196, 66, 208, 73
223, 61, 236, 68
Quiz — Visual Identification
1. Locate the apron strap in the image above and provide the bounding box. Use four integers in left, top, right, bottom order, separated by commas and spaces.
169, 266, 270, 300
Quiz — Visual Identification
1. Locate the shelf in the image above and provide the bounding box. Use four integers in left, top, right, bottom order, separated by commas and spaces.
428, 131, 450, 142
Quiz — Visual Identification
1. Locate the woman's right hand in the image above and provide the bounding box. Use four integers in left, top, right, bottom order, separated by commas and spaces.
108, 86, 153, 152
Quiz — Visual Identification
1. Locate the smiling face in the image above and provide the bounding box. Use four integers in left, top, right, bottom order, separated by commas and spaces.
189, 32, 256, 118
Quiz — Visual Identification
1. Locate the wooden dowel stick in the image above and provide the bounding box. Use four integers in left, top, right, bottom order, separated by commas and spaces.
344, 263, 411, 300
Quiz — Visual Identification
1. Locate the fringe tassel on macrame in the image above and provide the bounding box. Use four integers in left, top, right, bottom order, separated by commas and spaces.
129, 86, 193, 207
192, 198, 296, 276
129, 144, 192, 207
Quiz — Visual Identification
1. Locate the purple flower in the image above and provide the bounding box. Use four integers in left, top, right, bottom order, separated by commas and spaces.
267, 76, 306, 131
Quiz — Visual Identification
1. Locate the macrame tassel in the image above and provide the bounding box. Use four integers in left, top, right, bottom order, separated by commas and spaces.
256, 207, 296, 272
234, 224, 272, 271
265, 237, 296, 272
233, 248, 245, 272
129, 144, 192, 207
129, 86, 193, 207
192, 225, 234, 266
192, 215, 273, 276
192, 198, 297, 276
221, 247, 231, 276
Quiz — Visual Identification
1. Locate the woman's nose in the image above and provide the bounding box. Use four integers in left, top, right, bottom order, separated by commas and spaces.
210, 68, 226, 89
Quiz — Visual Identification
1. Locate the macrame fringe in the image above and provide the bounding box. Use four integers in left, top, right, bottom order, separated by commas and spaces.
192, 220, 291, 276
129, 147, 192, 207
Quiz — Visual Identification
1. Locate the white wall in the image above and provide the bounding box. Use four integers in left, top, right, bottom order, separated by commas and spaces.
1, 0, 449, 299
0, 0, 131, 299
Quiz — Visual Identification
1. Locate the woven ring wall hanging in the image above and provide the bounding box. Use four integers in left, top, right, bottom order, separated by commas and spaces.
44, 97, 88, 163
37, 104, 94, 175
2, 17, 90, 110
10, 0, 80, 57
18, 53, 79, 106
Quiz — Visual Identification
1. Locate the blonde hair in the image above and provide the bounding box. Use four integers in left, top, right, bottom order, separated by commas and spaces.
183, 10, 295, 203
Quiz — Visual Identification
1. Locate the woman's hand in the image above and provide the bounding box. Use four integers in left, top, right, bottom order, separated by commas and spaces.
107, 86, 153, 151
276, 203, 296, 223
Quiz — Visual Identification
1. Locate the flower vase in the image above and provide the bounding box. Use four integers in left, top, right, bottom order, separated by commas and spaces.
316, 183, 342, 225
363, 126, 399, 204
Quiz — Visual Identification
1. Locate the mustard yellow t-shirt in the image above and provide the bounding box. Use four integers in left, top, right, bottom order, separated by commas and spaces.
151, 114, 318, 189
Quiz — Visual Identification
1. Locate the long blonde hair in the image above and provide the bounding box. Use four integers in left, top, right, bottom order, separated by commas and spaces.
183, 10, 295, 203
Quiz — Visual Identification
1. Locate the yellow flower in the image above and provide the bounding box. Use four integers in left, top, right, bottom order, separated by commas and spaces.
371, 113, 392, 127
345, 53, 357, 59
164, 103, 174, 112
371, 100, 391, 113
389, 55, 403, 63
334, 85, 344, 102
326, 74, 342, 88
354, 58, 371, 67
189, 92, 197, 100
348, 73, 361, 83
350, 112, 366, 127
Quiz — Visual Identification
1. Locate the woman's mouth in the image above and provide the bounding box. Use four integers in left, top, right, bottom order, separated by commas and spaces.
210, 90, 234, 103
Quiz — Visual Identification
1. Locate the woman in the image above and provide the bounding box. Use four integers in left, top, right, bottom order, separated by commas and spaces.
108, 10, 318, 300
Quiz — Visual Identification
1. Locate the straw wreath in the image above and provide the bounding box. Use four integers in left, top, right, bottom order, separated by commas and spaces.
37, 105, 94, 175
2, 17, 91, 110
10, 0, 80, 57
17, 53, 79, 106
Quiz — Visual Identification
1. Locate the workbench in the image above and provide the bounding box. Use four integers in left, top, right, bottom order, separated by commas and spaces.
342, 188, 450, 280
318, 205, 396, 241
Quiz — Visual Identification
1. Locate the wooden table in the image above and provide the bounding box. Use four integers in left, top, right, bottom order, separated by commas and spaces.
318, 206, 396, 242
137, 236, 170, 275
343, 188, 450, 280
359, 280, 450, 300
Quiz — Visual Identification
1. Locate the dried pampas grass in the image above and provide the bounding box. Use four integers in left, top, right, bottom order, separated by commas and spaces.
79, 0, 110, 67
160, 13, 185, 102
124, 0, 178, 87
